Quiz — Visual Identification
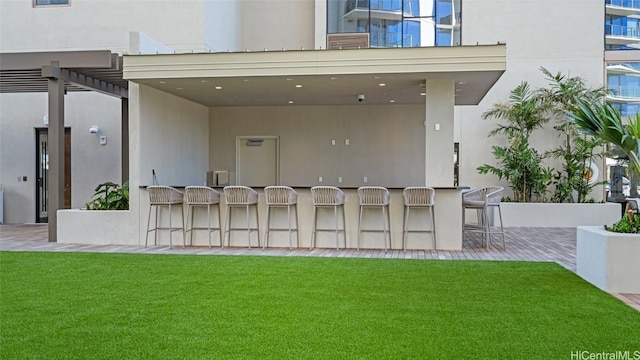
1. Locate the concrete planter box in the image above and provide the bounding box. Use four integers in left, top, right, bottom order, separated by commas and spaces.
500, 202, 620, 227
58, 209, 135, 245
576, 226, 640, 293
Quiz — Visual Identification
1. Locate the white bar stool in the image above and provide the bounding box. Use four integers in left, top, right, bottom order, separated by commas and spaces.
223, 186, 260, 248
185, 186, 222, 248
310, 186, 346, 250
402, 187, 436, 251
462, 186, 505, 249
145, 185, 185, 248
357, 186, 391, 251
264, 186, 299, 250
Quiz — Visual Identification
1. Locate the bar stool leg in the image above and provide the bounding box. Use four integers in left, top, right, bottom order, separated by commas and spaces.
216, 204, 222, 247
154, 206, 160, 246
334, 205, 339, 251
382, 205, 388, 252
341, 204, 346, 249
207, 205, 212, 248
357, 205, 363, 251
180, 204, 186, 248
254, 204, 260, 248
223, 205, 231, 249
294, 204, 300, 248
246, 205, 251, 249
264, 205, 271, 250
145, 204, 152, 248
431, 206, 437, 249
403, 206, 409, 251
287, 205, 292, 250
310, 206, 317, 250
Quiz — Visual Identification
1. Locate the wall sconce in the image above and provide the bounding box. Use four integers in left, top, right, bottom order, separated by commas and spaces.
89, 126, 100, 134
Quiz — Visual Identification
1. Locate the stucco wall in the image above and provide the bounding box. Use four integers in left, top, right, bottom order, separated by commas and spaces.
209, 104, 426, 187
138, 85, 210, 186
0, 92, 121, 223
457, 0, 606, 199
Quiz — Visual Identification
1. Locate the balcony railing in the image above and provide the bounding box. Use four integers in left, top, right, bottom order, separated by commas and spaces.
608, 86, 640, 99
369, 30, 413, 47
606, 0, 640, 10
606, 24, 640, 38
345, 0, 415, 15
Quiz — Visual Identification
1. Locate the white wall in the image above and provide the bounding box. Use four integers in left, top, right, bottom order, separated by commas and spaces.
209, 105, 426, 187
0, 0, 208, 53
457, 0, 605, 199
0, 92, 121, 223
239, 0, 316, 51
139, 85, 210, 186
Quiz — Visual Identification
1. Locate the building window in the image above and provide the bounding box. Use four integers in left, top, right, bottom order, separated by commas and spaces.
327, 0, 461, 48
34, 0, 69, 6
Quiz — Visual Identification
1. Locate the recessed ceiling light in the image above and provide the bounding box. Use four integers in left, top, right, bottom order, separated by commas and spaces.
374, 76, 381, 79
200, 80, 208, 83
288, 101, 294, 104
242, 79, 250, 82
176, 87, 183, 90
330, 77, 338, 80
286, 78, 293, 81
159, 81, 166, 84
458, 81, 467, 85
215, 86, 223, 90
389, 99, 395, 103
420, 92, 427, 96
455, 89, 462, 92
295, 84, 302, 88
378, 83, 386, 87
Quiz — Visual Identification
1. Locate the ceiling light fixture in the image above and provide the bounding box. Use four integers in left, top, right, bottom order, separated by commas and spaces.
378, 83, 386, 87
288, 101, 294, 104
215, 86, 223, 90
295, 84, 302, 88
389, 99, 395, 103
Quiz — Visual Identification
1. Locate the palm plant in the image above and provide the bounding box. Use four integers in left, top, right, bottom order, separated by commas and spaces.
479, 81, 553, 202
537, 68, 606, 202
567, 99, 640, 179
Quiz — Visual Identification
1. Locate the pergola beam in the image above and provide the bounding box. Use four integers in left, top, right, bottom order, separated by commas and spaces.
42, 65, 128, 98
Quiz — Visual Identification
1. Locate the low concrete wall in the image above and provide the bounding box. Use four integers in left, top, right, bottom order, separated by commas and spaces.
58, 209, 135, 245
500, 203, 621, 227
576, 226, 640, 294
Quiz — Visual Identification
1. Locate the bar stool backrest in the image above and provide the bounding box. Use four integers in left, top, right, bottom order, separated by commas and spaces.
358, 186, 390, 205
463, 186, 503, 206
224, 186, 258, 205
403, 187, 435, 207
185, 186, 220, 205
311, 186, 345, 206
148, 186, 183, 205
265, 186, 297, 205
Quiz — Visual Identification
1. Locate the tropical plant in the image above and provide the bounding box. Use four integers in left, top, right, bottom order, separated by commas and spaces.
605, 211, 640, 233
479, 82, 553, 202
537, 68, 607, 202
84, 181, 129, 210
567, 99, 640, 179
482, 82, 551, 138
478, 135, 553, 202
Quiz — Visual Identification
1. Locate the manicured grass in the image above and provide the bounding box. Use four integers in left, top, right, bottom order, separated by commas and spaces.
1, 252, 639, 359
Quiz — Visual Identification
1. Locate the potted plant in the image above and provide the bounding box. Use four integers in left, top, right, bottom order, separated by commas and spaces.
568, 100, 640, 293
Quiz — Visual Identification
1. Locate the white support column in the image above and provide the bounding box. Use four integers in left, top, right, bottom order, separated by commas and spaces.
425, 78, 455, 187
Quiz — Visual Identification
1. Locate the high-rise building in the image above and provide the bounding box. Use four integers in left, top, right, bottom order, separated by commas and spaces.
0, 0, 606, 226
605, 0, 640, 118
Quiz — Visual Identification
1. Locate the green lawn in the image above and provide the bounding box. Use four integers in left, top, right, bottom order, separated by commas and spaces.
1, 252, 638, 359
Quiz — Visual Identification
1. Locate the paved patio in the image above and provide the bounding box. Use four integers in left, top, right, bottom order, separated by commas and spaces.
1, 224, 638, 311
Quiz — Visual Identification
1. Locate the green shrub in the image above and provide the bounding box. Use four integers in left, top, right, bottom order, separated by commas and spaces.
84, 181, 129, 210
604, 213, 640, 234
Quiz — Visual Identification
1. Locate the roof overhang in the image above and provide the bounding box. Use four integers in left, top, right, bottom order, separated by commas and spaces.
0, 50, 128, 98
123, 45, 506, 106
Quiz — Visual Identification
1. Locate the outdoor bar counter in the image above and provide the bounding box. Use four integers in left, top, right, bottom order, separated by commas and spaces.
139, 186, 469, 251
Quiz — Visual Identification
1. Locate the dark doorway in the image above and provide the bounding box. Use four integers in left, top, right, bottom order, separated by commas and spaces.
35, 128, 71, 223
